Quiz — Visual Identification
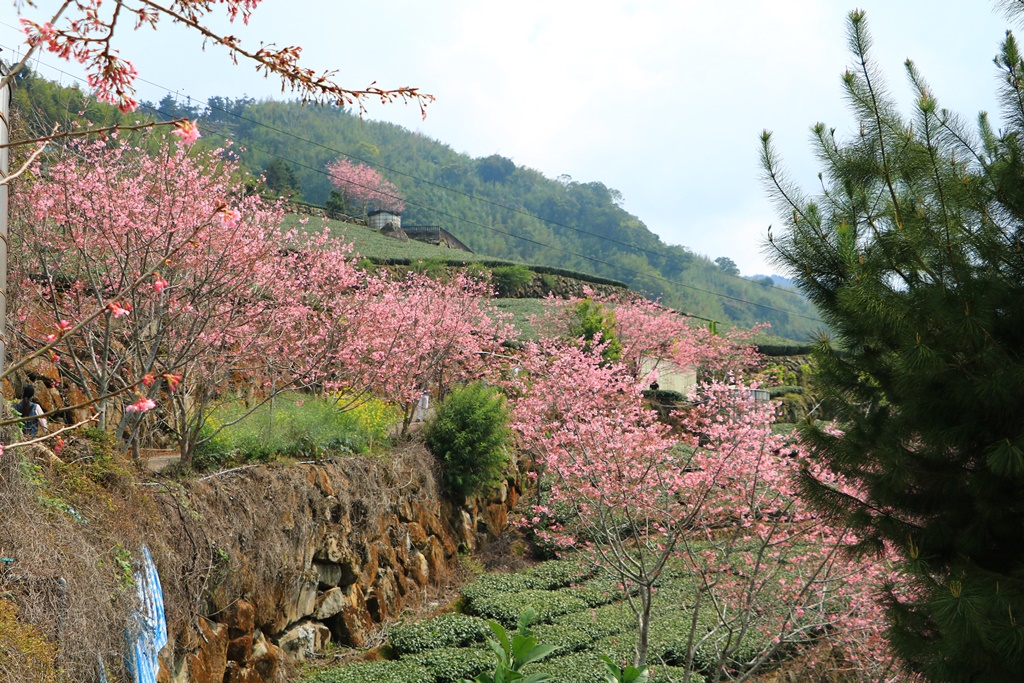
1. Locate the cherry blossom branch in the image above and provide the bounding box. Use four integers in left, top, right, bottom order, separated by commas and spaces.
3, 413, 100, 449
1, 201, 224, 383
137, 0, 434, 116
0, 118, 188, 150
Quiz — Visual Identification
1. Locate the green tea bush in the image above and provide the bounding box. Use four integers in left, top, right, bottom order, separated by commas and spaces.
491, 265, 534, 296
424, 382, 511, 498
408, 647, 492, 683
464, 589, 590, 626
302, 658, 428, 683
533, 610, 629, 657
523, 652, 605, 683
460, 560, 592, 603
389, 613, 491, 655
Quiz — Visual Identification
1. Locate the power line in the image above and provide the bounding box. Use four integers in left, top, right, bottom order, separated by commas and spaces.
1, 43, 825, 326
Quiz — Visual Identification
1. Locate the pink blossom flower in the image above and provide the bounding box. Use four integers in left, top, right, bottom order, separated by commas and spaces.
142, 374, 156, 387
163, 373, 182, 391
108, 301, 132, 318
215, 206, 242, 230
153, 275, 168, 294
125, 397, 156, 414
172, 119, 201, 146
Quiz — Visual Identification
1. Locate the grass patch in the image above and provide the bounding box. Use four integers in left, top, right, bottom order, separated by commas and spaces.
283, 215, 509, 264
195, 392, 398, 469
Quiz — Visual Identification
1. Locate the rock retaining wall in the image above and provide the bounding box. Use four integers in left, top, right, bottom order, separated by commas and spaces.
150, 446, 518, 683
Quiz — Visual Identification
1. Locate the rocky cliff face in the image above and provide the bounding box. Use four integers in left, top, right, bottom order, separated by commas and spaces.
150, 446, 519, 683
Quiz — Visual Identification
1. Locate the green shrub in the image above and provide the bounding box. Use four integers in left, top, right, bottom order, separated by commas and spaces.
464, 589, 590, 627
523, 652, 604, 683
409, 647, 492, 683
411, 258, 449, 279
491, 265, 534, 296
768, 385, 804, 398
641, 389, 688, 404
460, 561, 592, 604
424, 382, 511, 497
568, 299, 622, 363
390, 614, 492, 655
302, 658, 428, 683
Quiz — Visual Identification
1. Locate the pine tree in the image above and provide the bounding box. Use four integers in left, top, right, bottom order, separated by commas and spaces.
762, 10, 1024, 680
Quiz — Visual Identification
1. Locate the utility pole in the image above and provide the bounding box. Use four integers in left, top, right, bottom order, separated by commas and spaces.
0, 60, 9, 377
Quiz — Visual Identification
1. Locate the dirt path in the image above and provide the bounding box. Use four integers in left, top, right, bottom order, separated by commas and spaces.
139, 449, 180, 473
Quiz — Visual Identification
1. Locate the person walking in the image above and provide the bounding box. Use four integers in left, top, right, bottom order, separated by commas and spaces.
15, 385, 48, 436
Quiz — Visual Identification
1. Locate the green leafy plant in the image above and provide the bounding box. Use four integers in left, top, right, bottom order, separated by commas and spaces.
424, 382, 511, 498
491, 265, 534, 296
567, 299, 622, 363
598, 654, 649, 683
461, 609, 556, 683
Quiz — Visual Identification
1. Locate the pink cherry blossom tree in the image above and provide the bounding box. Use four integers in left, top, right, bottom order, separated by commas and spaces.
306, 271, 510, 433
510, 332, 894, 679
0, 0, 431, 423
10, 135, 326, 464
326, 158, 406, 215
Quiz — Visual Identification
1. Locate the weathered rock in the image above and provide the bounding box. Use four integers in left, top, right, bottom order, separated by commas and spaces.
407, 550, 430, 588
250, 631, 289, 682
406, 521, 428, 549
183, 618, 229, 683
223, 599, 256, 637
376, 539, 397, 569
358, 542, 379, 591
312, 586, 347, 620
223, 662, 264, 683
313, 561, 351, 589
326, 586, 372, 647
456, 509, 475, 550
155, 447, 522, 679
23, 357, 61, 384
507, 482, 519, 509
316, 532, 360, 570
269, 578, 317, 635
484, 503, 509, 537
424, 536, 447, 583
37, 385, 65, 414
277, 620, 331, 661
227, 635, 253, 664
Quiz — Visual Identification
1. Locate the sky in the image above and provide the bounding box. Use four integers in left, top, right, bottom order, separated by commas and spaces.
0, 1, 1015, 277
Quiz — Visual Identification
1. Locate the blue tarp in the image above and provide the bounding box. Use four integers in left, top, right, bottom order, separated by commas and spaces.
126, 546, 168, 683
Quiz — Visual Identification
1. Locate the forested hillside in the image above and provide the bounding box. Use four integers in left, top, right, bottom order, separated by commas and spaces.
11, 71, 823, 339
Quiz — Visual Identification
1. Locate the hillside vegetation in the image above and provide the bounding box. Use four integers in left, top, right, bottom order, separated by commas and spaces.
227, 101, 821, 339
11, 70, 821, 339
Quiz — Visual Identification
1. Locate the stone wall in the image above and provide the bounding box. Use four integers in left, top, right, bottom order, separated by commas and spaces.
151, 446, 518, 683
